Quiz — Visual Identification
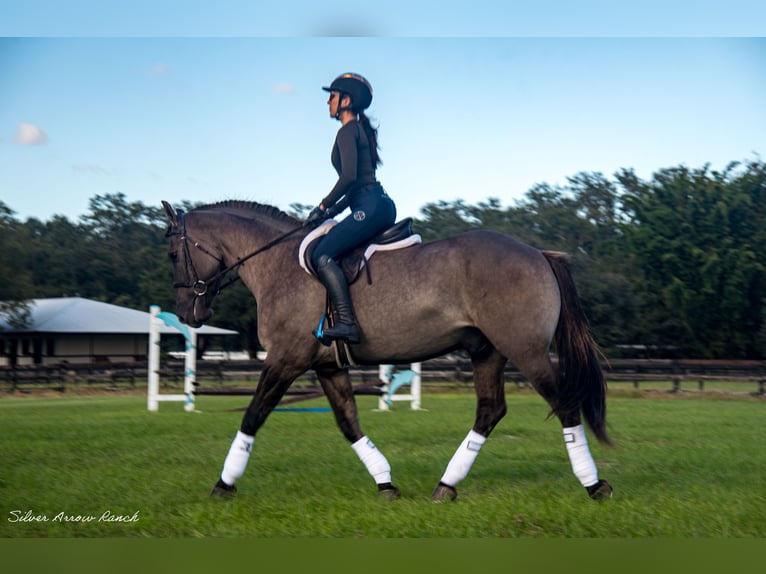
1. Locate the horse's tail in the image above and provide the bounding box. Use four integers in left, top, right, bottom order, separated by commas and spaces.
543, 251, 611, 445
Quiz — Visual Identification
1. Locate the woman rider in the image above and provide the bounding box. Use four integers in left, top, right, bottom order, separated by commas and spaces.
306, 73, 396, 344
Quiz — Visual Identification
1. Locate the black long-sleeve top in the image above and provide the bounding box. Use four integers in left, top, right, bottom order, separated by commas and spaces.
321, 119, 378, 210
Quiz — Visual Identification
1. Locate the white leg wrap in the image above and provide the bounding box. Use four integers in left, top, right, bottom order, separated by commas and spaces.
220, 431, 254, 486
563, 425, 599, 487
351, 436, 391, 484
439, 429, 487, 487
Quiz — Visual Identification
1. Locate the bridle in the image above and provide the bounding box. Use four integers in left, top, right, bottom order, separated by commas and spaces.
167, 209, 305, 303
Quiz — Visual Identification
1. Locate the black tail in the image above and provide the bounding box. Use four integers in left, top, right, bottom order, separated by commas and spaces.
543, 251, 611, 445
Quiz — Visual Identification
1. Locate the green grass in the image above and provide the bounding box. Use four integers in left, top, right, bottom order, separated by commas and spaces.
1, 389, 764, 538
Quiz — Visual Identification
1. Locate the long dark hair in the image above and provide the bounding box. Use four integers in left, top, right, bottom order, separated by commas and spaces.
358, 110, 382, 167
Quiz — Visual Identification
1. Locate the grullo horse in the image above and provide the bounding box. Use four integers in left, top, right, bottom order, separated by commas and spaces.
162, 200, 613, 501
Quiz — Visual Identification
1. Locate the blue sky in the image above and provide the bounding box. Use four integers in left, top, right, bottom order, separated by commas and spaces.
1, 3, 765, 222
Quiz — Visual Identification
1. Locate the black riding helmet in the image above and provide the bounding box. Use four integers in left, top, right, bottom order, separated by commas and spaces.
322, 73, 373, 117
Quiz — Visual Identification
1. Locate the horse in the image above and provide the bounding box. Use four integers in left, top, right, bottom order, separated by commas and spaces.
161, 200, 613, 502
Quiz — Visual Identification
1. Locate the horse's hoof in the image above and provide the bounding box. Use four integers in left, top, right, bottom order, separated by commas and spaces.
586, 479, 613, 501
210, 478, 237, 498
377, 483, 401, 501
431, 482, 458, 502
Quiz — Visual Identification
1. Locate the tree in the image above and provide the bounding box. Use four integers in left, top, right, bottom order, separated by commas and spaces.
618, 161, 766, 357
415, 199, 483, 242
0, 202, 34, 328
77, 193, 171, 310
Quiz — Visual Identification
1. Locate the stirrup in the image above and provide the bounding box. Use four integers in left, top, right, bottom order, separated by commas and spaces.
313, 315, 360, 345
322, 322, 361, 344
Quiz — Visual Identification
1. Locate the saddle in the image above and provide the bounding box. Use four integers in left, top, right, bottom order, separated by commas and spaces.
299, 218, 421, 368
299, 217, 421, 285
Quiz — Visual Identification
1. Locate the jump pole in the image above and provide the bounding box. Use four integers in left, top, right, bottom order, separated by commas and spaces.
147, 305, 197, 412
376, 363, 422, 411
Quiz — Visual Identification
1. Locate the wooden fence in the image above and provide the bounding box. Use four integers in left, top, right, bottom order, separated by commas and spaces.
1, 357, 765, 395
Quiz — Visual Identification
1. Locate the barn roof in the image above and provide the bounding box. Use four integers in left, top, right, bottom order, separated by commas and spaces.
0, 297, 238, 336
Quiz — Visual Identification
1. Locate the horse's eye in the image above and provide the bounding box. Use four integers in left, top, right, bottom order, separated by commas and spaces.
169, 251, 179, 262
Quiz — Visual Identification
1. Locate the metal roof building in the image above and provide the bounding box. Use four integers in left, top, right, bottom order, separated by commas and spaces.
0, 297, 238, 366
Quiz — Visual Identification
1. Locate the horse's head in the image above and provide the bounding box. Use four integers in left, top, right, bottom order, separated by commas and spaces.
162, 201, 225, 328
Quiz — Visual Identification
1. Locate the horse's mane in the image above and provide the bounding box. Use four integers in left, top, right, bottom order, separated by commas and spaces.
191, 200, 302, 227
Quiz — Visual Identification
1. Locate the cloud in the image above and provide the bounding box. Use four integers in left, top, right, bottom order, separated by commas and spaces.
274, 83, 296, 95
148, 63, 171, 76
13, 122, 48, 145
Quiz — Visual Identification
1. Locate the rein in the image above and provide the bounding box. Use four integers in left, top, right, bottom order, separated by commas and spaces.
169, 209, 305, 297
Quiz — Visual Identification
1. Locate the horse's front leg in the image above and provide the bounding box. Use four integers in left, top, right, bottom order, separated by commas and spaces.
210, 361, 302, 498
317, 367, 400, 500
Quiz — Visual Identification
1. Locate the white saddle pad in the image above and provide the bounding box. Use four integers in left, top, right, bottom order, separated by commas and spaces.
298, 219, 422, 276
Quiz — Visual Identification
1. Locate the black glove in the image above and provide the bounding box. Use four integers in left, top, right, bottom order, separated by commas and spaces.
304, 205, 327, 227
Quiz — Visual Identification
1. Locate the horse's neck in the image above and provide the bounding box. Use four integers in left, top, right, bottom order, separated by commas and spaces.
213, 215, 304, 289
205, 212, 293, 259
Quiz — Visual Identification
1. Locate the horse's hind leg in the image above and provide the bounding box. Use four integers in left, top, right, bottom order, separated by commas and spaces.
432, 347, 507, 502
316, 367, 400, 500
517, 353, 612, 500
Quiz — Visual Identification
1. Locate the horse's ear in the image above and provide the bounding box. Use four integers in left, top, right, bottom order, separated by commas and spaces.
162, 200, 178, 227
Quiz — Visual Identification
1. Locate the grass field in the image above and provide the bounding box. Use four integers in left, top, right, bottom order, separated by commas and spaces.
1, 387, 764, 538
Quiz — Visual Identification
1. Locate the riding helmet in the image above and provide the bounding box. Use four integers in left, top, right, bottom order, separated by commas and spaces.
322, 73, 373, 110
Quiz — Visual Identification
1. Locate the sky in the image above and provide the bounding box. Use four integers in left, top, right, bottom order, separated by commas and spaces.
1, 2, 765, 223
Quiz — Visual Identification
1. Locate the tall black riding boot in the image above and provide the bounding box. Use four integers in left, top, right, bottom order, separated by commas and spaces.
315, 256, 361, 344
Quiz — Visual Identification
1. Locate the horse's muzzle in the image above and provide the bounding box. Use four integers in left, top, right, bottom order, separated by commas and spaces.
176, 297, 213, 328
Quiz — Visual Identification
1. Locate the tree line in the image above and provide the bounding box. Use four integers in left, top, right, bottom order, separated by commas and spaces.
2, 158, 765, 359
